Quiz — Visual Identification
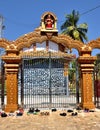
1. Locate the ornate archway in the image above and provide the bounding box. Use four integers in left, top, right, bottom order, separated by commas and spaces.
0, 12, 100, 112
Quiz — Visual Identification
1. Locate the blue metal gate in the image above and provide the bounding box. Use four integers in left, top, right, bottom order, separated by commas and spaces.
0, 56, 5, 109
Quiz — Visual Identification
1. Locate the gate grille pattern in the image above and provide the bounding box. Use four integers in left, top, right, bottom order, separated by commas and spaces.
0, 48, 6, 109
18, 51, 77, 109
0, 59, 5, 109
94, 67, 100, 108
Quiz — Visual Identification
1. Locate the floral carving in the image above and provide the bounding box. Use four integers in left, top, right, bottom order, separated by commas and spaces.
9, 44, 17, 49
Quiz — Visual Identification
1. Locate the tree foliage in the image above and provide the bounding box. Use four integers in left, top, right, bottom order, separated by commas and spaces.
61, 10, 88, 43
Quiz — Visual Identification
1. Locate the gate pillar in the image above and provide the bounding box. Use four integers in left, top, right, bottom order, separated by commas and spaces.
64, 62, 69, 96
78, 56, 96, 109
2, 50, 21, 112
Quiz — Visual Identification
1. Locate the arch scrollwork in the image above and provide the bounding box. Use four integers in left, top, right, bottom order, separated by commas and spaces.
12, 27, 87, 55
15, 29, 47, 51
87, 38, 100, 50
0, 38, 11, 50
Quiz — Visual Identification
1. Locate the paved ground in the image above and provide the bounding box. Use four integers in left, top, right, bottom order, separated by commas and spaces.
0, 109, 100, 130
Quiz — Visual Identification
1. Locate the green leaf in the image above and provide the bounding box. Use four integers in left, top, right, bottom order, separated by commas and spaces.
73, 30, 79, 38
67, 26, 74, 31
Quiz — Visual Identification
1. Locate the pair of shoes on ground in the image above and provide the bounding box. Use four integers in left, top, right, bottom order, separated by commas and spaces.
60, 112, 78, 116
51, 108, 57, 112
16, 108, 24, 116
16, 112, 23, 116
71, 112, 78, 116
60, 112, 67, 116
28, 108, 40, 113
40, 111, 50, 116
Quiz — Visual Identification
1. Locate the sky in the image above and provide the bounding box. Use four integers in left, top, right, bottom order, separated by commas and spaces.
0, 0, 100, 56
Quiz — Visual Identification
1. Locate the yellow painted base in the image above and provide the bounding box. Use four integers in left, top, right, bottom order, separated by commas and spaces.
82, 102, 95, 109
4, 104, 18, 112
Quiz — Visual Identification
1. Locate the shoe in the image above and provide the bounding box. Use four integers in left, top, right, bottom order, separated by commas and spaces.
89, 110, 95, 112
35, 109, 40, 112
28, 107, 34, 113
76, 107, 82, 110
1, 112, 7, 117
67, 109, 73, 113
33, 111, 38, 115
84, 108, 89, 112
40, 111, 50, 116
71, 112, 78, 116
45, 112, 49, 116
60, 113, 67, 116
52, 108, 57, 112
16, 112, 23, 116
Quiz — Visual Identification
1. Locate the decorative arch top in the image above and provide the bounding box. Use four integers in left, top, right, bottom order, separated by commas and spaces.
1, 11, 100, 57
14, 27, 84, 54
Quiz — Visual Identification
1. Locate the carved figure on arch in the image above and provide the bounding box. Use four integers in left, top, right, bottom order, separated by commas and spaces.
45, 14, 54, 29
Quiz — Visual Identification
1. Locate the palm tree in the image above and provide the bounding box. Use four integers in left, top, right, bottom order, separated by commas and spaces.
61, 10, 88, 43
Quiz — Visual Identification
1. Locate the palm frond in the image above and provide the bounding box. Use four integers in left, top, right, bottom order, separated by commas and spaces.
78, 31, 88, 42
77, 23, 88, 32
61, 10, 88, 43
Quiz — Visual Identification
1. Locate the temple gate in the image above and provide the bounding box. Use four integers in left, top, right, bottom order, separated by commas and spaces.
0, 12, 100, 112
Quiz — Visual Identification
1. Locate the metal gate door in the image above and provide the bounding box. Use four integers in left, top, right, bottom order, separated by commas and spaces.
18, 51, 77, 109
0, 60, 5, 109
0, 48, 6, 109
94, 64, 100, 108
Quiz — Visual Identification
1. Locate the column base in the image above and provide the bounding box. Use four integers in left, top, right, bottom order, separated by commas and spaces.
4, 104, 19, 112
82, 102, 95, 109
